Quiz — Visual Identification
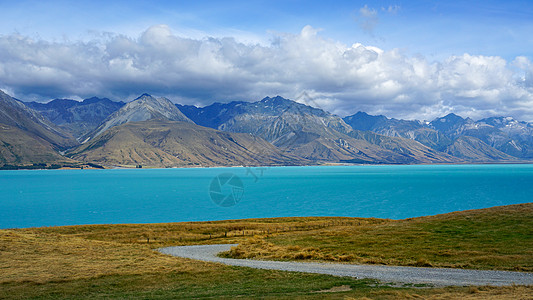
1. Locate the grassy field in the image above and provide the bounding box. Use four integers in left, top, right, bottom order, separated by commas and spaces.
0, 204, 532, 299
224, 203, 533, 272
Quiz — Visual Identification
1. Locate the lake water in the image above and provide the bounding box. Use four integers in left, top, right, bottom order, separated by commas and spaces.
0, 164, 532, 228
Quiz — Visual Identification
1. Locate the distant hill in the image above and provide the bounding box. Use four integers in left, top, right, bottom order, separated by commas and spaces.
0, 90, 78, 166
26, 97, 125, 139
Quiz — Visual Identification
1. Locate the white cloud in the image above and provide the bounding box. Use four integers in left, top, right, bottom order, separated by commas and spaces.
0, 25, 532, 121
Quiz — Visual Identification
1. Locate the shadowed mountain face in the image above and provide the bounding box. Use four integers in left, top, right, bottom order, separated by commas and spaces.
0, 90, 78, 166
179, 96, 353, 139
26, 97, 125, 139
429, 113, 472, 136
178, 96, 457, 164
81, 94, 193, 143
343, 112, 452, 151
343, 112, 531, 161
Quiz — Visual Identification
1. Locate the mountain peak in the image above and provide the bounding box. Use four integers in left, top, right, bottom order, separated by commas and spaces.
135, 93, 153, 100
350, 111, 388, 119
260, 96, 291, 104
343, 111, 391, 132
83, 97, 115, 105
354, 111, 370, 116
44, 98, 79, 109
429, 113, 471, 135
81, 94, 193, 142
256, 96, 328, 117
439, 113, 464, 121
431, 113, 467, 125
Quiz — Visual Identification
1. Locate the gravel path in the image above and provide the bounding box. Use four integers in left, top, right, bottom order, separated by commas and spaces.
158, 244, 533, 287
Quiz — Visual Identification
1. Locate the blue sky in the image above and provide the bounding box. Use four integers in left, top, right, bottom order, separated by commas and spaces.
3, 0, 532, 60
1, 0, 533, 121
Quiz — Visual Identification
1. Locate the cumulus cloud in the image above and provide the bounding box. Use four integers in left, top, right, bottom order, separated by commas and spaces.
0, 24, 532, 122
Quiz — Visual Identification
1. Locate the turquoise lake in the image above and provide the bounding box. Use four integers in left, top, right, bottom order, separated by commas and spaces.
0, 164, 532, 229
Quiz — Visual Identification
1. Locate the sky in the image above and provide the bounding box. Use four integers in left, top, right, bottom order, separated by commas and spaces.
1, 0, 533, 121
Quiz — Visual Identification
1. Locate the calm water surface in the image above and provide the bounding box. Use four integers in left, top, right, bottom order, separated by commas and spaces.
0, 164, 532, 228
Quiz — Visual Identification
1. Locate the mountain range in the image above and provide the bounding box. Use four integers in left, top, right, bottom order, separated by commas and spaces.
343, 111, 532, 161
67, 94, 302, 168
0, 89, 531, 168
178, 96, 455, 164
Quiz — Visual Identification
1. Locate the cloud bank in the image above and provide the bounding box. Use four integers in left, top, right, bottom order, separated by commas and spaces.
1, 24, 532, 121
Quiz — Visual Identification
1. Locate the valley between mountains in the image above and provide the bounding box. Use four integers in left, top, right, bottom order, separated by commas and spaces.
1, 89, 531, 169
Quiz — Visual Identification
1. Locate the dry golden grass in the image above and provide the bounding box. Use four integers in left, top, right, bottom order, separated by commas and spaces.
0, 216, 391, 299
0, 229, 219, 284
27, 216, 384, 248
2, 217, 358, 285
0, 205, 531, 299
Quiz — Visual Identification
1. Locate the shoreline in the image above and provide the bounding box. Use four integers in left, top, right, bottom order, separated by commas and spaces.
1, 160, 533, 171
2, 202, 530, 231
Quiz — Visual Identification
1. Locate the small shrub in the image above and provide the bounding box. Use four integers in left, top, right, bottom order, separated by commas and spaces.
293, 252, 312, 260
338, 254, 355, 262
414, 258, 433, 267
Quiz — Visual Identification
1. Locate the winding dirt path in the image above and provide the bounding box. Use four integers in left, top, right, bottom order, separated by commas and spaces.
158, 244, 533, 287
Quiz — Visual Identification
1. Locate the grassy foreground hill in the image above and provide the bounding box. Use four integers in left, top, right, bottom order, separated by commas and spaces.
0, 204, 531, 299
224, 203, 533, 272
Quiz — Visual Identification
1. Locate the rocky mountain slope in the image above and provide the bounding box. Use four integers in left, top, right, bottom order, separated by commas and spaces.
81, 94, 193, 143
0, 90, 78, 166
68, 120, 304, 168
343, 111, 528, 162
178, 96, 457, 164
26, 97, 124, 139
67, 94, 303, 167
444, 136, 516, 161
477, 116, 533, 158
